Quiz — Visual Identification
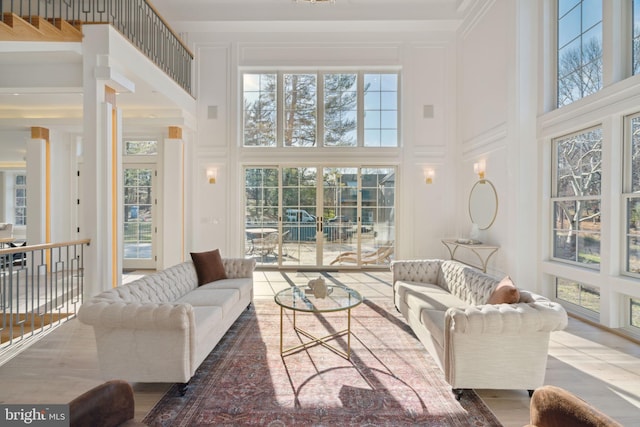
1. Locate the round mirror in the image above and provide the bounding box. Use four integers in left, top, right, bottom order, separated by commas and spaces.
468, 179, 498, 230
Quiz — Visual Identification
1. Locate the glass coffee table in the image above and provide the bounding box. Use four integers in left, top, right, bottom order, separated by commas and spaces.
274, 285, 363, 359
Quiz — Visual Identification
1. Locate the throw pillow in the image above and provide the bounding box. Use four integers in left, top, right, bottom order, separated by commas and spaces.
190, 249, 227, 286
487, 276, 520, 304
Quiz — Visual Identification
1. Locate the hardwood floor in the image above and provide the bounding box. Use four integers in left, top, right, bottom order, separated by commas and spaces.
0, 270, 638, 426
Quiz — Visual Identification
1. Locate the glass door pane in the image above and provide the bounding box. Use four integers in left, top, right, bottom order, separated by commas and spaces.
322, 168, 358, 265
281, 167, 318, 267
359, 167, 395, 266
123, 167, 155, 269
245, 167, 280, 264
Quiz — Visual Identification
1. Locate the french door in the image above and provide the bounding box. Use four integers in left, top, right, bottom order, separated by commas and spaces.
123, 165, 156, 270
245, 165, 395, 268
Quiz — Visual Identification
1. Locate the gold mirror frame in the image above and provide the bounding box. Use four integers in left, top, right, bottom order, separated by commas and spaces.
468, 179, 498, 230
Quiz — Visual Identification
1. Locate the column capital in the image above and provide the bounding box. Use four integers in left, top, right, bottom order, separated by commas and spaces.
31, 127, 50, 141
168, 126, 182, 139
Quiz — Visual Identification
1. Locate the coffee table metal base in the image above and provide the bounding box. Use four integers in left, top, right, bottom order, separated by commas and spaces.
280, 306, 353, 359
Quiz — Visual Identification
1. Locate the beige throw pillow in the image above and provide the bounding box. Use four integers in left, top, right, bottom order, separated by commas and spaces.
487, 276, 520, 304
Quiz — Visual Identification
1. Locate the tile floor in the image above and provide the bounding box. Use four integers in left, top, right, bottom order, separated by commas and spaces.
0, 270, 638, 426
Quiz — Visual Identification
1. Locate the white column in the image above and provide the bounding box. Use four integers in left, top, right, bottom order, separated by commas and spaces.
81, 25, 130, 297
26, 138, 46, 245
162, 131, 185, 269
0, 172, 5, 222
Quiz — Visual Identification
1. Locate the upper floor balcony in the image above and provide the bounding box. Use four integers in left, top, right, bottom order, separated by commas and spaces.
0, 0, 193, 94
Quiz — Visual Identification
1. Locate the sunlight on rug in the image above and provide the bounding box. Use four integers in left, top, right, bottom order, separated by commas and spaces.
143, 299, 502, 426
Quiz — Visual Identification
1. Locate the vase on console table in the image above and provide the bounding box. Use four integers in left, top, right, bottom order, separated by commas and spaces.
469, 223, 480, 241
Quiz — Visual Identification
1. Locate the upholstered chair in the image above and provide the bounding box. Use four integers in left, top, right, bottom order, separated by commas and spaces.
526, 385, 623, 427
69, 380, 146, 427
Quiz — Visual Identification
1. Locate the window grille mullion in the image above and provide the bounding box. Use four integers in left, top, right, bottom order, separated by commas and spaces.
277, 72, 284, 148
317, 72, 324, 148
357, 71, 365, 148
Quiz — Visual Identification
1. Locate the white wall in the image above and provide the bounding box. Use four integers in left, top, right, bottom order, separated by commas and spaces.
454, 0, 540, 284
181, 24, 461, 261
456, 1, 512, 277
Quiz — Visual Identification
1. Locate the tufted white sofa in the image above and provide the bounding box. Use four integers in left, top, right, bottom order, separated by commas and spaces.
78, 258, 255, 386
391, 259, 568, 399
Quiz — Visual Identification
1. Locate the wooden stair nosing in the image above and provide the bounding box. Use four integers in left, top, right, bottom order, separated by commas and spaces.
49, 18, 83, 40
1, 12, 45, 40
56, 18, 83, 31
25, 15, 65, 39
0, 19, 13, 35
0, 13, 82, 42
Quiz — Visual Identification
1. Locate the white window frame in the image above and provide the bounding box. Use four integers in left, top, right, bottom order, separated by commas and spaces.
550, 126, 603, 269
622, 112, 640, 278
556, 0, 603, 108
241, 70, 400, 148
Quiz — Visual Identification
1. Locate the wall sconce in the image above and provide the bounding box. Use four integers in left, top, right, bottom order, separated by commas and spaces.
424, 168, 435, 184
206, 168, 217, 184
473, 160, 486, 180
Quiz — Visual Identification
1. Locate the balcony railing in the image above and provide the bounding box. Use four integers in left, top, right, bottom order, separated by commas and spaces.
1, 0, 193, 94
0, 239, 90, 364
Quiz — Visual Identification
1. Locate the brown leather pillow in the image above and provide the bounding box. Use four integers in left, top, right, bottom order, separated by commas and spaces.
190, 249, 227, 285
487, 276, 520, 304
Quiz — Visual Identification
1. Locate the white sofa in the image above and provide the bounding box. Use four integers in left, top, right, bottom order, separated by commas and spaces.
391, 259, 568, 399
78, 258, 255, 388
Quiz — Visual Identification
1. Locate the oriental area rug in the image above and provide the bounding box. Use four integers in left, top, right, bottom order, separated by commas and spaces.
143, 299, 502, 426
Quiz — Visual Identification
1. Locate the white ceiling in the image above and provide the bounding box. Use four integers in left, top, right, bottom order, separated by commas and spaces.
151, 0, 465, 23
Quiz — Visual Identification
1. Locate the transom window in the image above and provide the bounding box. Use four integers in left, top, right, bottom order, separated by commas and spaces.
14, 174, 26, 226
557, 0, 602, 107
242, 71, 399, 148
124, 140, 158, 156
551, 127, 602, 268
634, 0, 640, 75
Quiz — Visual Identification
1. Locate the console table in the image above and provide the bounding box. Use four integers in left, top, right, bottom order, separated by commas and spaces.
441, 239, 499, 273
